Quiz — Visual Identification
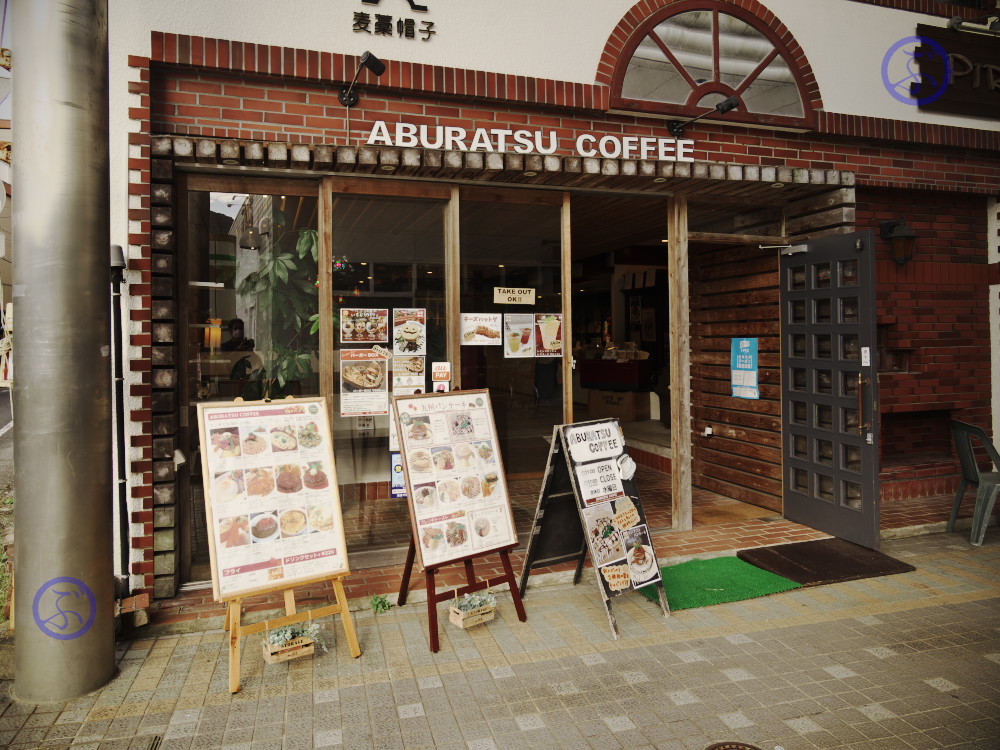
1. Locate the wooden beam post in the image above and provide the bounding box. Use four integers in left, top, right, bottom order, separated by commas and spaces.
668, 196, 692, 531
561, 193, 574, 424
319, 179, 335, 406
446, 187, 461, 387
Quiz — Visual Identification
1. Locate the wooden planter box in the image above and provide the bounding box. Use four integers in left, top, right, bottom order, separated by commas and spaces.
262, 636, 315, 664
449, 604, 495, 629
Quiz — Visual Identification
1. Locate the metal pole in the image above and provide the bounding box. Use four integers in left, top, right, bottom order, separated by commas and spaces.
12, 0, 114, 701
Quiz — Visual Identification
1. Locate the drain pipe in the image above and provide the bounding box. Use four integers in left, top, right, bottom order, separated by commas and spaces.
111, 245, 129, 589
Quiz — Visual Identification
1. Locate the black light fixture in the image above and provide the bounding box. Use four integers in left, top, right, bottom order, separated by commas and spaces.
339, 51, 387, 108
880, 219, 917, 265
668, 96, 740, 138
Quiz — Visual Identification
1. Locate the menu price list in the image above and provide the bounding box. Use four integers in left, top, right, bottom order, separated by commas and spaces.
202, 400, 347, 598
395, 393, 516, 567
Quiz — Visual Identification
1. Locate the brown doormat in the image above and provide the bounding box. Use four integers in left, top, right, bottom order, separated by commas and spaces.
736, 537, 915, 587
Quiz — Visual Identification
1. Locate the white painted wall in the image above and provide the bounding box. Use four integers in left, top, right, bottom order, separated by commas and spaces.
108, 0, 1000, 251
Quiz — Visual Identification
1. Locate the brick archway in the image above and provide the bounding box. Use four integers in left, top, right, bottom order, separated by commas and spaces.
597, 0, 823, 126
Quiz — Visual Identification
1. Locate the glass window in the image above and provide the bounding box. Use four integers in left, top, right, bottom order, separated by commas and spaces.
617, 5, 807, 125
459, 197, 563, 477
184, 189, 320, 578
330, 194, 447, 552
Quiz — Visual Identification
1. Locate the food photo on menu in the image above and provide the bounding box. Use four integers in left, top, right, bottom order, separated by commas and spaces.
622, 524, 660, 588
279, 508, 309, 539
210, 427, 242, 459
276, 464, 303, 493
340, 308, 389, 344
582, 503, 626, 567
270, 425, 298, 452
412, 482, 438, 511
302, 461, 329, 490
297, 422, 323, 449
213, 470, 246, 504
250, 511, 280, 543
406, 416, 433, 444
307, 503, 336, 533
432, 446, 456, 472
245, 467, 275, 497
436, 478, 461, 505
241, 427, 270, 456
218, 515, 251, 549
393, 308, 427, 355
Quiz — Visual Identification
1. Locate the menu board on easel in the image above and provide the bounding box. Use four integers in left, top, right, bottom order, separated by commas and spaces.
392, 390, 517, 569
196, 397, 349, 601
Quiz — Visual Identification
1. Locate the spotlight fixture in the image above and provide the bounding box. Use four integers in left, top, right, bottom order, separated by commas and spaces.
339, 51, 387, 108
880, 219, 917, 265
668, 96, 740, 138
947, 14, 1000, 37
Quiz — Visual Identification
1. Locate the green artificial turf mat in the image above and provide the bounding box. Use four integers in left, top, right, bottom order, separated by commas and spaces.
638, 555, 802, 610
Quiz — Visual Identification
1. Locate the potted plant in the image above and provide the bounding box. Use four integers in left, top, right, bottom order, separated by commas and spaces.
448, 590, 497, 629
262, 621, 327, 664
234, 206, 320, 400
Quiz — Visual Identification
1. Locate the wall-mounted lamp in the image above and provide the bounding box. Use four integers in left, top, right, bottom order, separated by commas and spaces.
880, 219, 917, 265
339, 51, 387, 108
668, 96, 740, 138
947, 14, 1000, 37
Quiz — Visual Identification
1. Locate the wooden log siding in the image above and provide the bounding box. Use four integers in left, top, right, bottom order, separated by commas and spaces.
690, 243, 784, 512
155, 137, 851, 206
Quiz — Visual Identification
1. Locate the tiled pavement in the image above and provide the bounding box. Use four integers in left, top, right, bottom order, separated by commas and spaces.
2, 531, 999, 749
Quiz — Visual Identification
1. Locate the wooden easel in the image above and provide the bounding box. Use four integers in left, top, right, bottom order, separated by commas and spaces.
225, 573, 360, 693
397, 540, 527, 652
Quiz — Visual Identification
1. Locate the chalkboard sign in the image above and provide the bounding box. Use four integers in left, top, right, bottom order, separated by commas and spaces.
517, 431, 587, 596
520, 418, 669, 637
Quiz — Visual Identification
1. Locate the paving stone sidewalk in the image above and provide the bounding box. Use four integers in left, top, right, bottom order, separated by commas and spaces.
2, 531, 999, 750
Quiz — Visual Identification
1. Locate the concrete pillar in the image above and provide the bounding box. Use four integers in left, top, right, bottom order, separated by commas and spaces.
11, 0, 114, 701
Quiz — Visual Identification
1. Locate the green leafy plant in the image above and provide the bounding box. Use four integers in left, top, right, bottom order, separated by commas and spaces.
370, 594, 393, 614
452, 590, 496, 612
235, 214, 319, 399
267, 621, 328, 652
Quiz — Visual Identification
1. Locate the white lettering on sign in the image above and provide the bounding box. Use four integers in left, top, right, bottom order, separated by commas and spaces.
431, 361, 451, 381
564, 421, 625, 463
493, 287, 536, 305
367, 121, 696, 163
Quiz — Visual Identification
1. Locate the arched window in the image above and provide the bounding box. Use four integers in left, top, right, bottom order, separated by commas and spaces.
611, 2, 815, 129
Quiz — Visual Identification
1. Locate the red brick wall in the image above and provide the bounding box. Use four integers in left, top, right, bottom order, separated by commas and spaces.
862, 188, 991, 421
859, 188, 990, 499
149, 68, 1000, 195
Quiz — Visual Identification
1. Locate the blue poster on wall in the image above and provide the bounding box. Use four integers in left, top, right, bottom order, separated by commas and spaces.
731, 338, 760, 400
390, 452, 407, 498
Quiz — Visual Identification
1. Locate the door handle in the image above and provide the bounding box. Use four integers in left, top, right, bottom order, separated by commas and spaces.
857, 373, 871, 436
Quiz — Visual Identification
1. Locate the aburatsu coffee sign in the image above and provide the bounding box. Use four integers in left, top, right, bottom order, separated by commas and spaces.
916, 24, 1000, 119
367, 121, 696, 162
